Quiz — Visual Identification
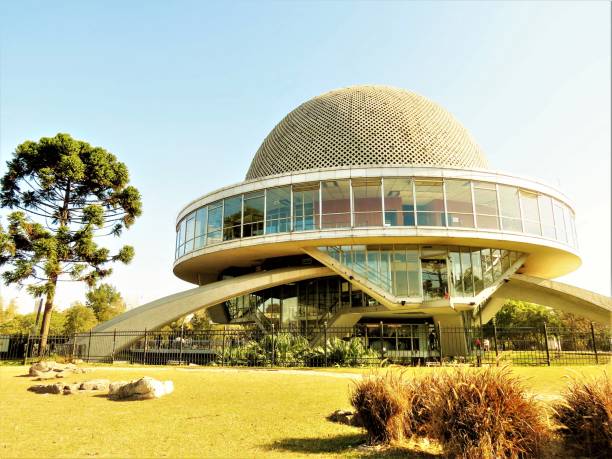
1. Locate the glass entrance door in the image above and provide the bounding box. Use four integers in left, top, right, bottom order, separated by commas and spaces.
421, 258, 449, 300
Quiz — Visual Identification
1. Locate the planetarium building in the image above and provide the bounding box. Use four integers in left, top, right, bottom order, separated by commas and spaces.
95, 85, 611, 357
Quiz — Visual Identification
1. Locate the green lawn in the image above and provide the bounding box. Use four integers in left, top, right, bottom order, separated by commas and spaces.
0, 365, 609, 458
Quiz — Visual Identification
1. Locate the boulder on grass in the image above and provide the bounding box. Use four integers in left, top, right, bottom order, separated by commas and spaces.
108, 377, 174, 400
79, 379, 110, 391
28, 383, 63, 394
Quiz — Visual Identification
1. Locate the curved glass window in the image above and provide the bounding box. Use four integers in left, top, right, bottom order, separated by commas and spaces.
415, 179, 445, 226
353, 178, 382, 227
383, 178, 414, 226
266, 186, 291, 234
175, 176, 576, 260
321, 180, 351, 229
293, 182, 319, 231
445, 179, 474, 228
243, 191, 264, 238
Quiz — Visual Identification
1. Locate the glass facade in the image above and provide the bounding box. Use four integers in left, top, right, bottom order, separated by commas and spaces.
176, 177, 577, 259
320, 244, 524, 300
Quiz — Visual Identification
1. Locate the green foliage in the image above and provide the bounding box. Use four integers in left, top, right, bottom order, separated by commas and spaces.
0, 310, 65, 335
494, 300, 562, 328
85, 283, 126, 322
63, 302, 98, 334
0, 133, 142, 343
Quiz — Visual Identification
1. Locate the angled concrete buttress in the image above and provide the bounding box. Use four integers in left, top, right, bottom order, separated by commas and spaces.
480, 273, 612, 325
78, 266, 332, 359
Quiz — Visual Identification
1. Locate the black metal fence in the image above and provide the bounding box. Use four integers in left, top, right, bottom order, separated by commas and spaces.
1, 323, 610, 367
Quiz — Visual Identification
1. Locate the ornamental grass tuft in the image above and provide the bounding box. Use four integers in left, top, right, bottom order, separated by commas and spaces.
554, 372, 612, 458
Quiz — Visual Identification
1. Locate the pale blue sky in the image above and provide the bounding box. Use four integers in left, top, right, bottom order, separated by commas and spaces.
1, 1, 610, 312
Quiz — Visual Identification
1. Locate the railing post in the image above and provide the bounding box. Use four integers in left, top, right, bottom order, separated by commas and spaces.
87, 329, 92, 363
493, 319, 499, 360
379, 321, 385, 360
324, 321, 328, 367
143, 328, 148, 365
221, 325, 226, 367
437, 322, 443, 366
271, 323, 276, 367
590, 322, 599, 365
543, 323, 551, 366
179, 326, 184, 366
23, 331, 31, 365
111, 330, 117, 364
71, 332, 77, 360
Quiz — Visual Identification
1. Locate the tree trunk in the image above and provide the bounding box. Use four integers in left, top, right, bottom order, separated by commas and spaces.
38, 282, 56, 356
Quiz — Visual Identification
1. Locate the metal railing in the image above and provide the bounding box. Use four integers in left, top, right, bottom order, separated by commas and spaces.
1, 323, 609, 367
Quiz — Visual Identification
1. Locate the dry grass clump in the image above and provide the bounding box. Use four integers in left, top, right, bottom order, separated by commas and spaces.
424, 367, 550, 458
350, 372, 408, 444
351, 367, 550, 457
554, 373, 612, 458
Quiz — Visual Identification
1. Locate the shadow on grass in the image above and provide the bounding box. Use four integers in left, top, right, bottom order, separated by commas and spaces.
267, 434, 442, 458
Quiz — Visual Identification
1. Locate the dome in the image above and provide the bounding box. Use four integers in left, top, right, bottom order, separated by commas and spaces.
246, 85, 488, 180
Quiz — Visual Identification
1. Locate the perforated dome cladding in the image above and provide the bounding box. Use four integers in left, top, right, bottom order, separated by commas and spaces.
246, 85, 488, 180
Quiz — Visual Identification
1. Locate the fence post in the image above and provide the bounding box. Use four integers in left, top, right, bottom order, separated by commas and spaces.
271, 323, 276, 367
543, 323, 551, 366
23, 331, 31, 365
179, 326, 184, 366
590, 322, 599, 365
324, 321, 328, 367
111, 330, 117, 364
143, 329, 148, 365
87, 329, 92, 363
379, 321, 385, 360
71, 332, 77, 360
437, 322, 443, 366
492, 320, 499, 359
221, 326, 226, 367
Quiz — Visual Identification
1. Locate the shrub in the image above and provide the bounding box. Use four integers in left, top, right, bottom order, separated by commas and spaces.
350, 373, 408, 444
554, 373, 612, 458
423, 366, 550, 458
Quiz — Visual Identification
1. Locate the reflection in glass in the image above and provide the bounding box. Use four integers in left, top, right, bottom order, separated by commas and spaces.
321, 180, 351, 229
207, 201, 223, 244
243, 191, 264, 237
445, 179, 474, 228
266, 186, 291, 234
471, 249, 484, 293
223, 196, 242, 241
383, 178, 415, 226
415, 180, 446, 226
293, 182, 320, 231
461, 249, 474, 296
449, 250, 463, 296
481, 248, 493, 287
353, 178, 382, 227
194, 207, 207, 249
421, 258, 448, 300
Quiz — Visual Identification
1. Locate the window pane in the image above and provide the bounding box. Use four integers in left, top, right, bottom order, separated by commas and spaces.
552, 200, 567, 242
223, 196, 242, 241
481, 249, 493, 287
243, 191, 265, 237
449, 250, 463, 296
520, 191, 541, 235
383, 178, 414, 226
194, 207, 207, 248
563, 206, 575, 247
471, 249, 484, 293
492, 249, 502, 279
498, 185, 522, 232
321, 180, 350, 229
207, 202, 223, 244
474, 182, 499, 230
353, 178, 382, 227
461, 249, 474, 296
266, 186, 291, 234
537, 195, 555, 239
415, 179, 445, 226
185, 213, 195, 242
392, 248, 408, 297
406, 249, 420, 297
445, 180, 474, 228
293, 182, 320, 231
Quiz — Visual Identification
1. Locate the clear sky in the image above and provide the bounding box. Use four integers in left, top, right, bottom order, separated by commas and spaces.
0, 1, 610, 313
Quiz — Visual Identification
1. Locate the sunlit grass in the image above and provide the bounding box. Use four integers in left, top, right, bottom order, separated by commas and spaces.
0, 364, 609, 458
